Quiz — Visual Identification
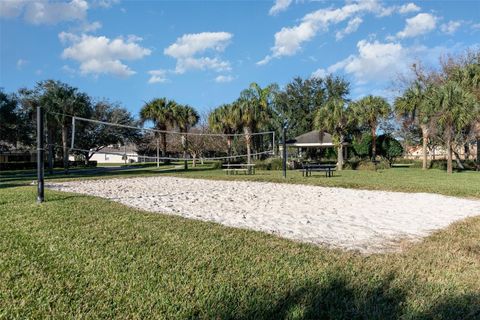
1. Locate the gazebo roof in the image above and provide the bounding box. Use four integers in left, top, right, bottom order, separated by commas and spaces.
286, 130, 338, 147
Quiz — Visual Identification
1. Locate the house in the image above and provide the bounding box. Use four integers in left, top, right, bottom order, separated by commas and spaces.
70, 144, 141, 164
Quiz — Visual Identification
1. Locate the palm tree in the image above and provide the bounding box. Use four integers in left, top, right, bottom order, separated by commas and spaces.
171, 104, 200, 170
394, 82, 435, 170
351, 95, 391, 161
315, 98, 352, 170
35, 80, 91, 171
315, 75, 351, 170
208, 104, 242, 160
139, 98, 175, 165
238, 83, 276, 164
429, 81, 477, 174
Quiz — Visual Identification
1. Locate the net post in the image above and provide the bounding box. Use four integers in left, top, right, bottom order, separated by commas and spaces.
37, 105, 45, 203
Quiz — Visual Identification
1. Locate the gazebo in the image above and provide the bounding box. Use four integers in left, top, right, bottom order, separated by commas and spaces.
281, 130, 348, 160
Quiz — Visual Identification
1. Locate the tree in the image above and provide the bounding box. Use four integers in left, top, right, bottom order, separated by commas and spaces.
350, 95, 391, 161
273, 77, 325, 139
139, 98, 176, 164
74, 101, 137, 164
377, 134, 404, 166
208, 104, 242, 160
171, 104, 199, 170
238, 82, 276, 164
33, 80, 92, 170
394, 81, 435, 170
429, 81, 477, 174
314, 76, 352, 170
0, 90, 21, 150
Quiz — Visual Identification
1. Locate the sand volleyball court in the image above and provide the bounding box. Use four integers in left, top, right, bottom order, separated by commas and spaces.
48, 176, 480, 253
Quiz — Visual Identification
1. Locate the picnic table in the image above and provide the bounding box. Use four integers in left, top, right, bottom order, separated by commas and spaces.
300, 164, 336, 177
223, 163, 256, 175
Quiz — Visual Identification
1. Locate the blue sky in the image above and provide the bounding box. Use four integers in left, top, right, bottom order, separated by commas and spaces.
1, 0, 479, 116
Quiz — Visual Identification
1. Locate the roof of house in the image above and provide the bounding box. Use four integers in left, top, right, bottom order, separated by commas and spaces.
286, 130, 335, 146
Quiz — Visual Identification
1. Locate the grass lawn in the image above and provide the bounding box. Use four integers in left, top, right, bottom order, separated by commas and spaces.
1, 167, 480, 318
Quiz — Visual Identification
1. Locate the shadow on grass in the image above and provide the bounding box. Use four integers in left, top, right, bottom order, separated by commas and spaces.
207, 274, 479, 319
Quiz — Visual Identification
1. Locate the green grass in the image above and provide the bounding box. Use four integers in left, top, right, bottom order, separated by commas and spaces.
1, 167, 480, 318
1, 185, 479, 318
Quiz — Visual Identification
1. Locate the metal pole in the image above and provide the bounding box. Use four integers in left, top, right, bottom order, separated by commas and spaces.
282, 125, 287, 179
37, 105, 45, 203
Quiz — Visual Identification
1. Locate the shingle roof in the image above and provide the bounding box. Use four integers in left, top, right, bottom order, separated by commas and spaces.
286, 130, 334, 145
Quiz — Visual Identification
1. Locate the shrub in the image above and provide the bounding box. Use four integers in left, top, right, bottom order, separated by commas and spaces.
210, 161, 223, 169
253, 157, 286, 170
377, 135, 403, 166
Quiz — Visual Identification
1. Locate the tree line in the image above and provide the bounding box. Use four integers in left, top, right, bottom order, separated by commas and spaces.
1, 51, 479, 174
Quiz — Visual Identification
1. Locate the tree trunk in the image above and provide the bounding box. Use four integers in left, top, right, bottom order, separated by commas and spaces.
337, 134, 344, 171
453, 150, 465, 170
244, 127, 252, 164
476, 139, 480, 171
421, 124, 429, 170
371, 127, 377, 161
161, 132, 169, 164
156, 137, 160, 168
182, 134, 188, 170
227, 137, 232, 164
192, 154, 196, 167
62, 125, 68, 173
446, 130, 453, 174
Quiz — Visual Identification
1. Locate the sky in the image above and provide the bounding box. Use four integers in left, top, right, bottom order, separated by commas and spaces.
1, 0, 479, 117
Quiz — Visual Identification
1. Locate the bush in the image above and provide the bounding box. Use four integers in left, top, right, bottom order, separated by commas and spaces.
0, 160, 97, 171
377, 135, 403, 166
210, 161, 223, 169
253, 157, 286, 170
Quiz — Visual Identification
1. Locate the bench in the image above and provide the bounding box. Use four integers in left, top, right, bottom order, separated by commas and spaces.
300, 164, 336, 177
222, 164, 255, 175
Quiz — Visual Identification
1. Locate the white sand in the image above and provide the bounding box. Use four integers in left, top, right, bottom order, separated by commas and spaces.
48, 176, 480, 253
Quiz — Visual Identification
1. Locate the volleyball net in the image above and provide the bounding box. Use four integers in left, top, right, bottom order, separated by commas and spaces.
68, 115, 275, 165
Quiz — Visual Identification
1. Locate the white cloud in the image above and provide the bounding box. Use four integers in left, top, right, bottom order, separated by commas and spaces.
258, 0, 391, 64
92, 0, 120, 8
80, 21, 102, 32
16, 58, 28, 69
440, 20, 461, 35
148, 69, 168, 84
164, 32, 233, 74
59, 32, 151, 77
312, 39, 460, 86
313, 40, 409, 84
214, 75, 234, 83
336, 17, 363, 40
0, 0, 29, 18
472, 23, 480, 31
311, 68, 327, 78
1, 0, 89, 25
398, 3, 421, 14
396, 13, 437, 38
269, 0, 293, 16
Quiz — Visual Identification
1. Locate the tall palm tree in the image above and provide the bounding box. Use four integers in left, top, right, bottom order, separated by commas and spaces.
171, 104, 200, 170
36, 80, 91, 171
315, 98, 353, 170
351, 95, 391, 161
208, 104, 242, 159
139, 98, 175, 164
238, 83, 276, 163
394, 82, 435, 170
315, 75, 351, 170
429, 81, 477, 174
